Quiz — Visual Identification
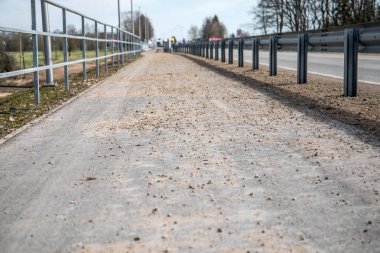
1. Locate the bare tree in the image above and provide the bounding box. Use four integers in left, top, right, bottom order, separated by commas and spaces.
250, 1, 275, 34
251, 0, 380, 34
188, 25, 199, 41
200, 15, 227, 40
67, 25, 79, 57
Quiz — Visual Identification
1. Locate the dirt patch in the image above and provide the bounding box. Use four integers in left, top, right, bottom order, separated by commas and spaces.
0, 93, 12, 98
181, 54, 380, 138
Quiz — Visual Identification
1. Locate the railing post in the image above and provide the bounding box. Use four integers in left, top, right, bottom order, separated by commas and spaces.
228, 40, 234, 64
81, 16, 87, 80
215, 41, 219, 61
344, 29, 359, 97
62, 8, 69, 91
40, 0, 54, 85
119, 29, 123, 64
31, 0, 39, 105
238, 39, 244, 67
104, 25, 108, 72
111, 27, 115, 67
269, 35, 277, 76
297, 34, 308, 84
221, 40, 226, 63
95, 21, 99, 77
123, 34, 127, 62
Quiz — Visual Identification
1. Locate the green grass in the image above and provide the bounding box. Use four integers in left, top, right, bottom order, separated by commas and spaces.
8, 50, 98, 70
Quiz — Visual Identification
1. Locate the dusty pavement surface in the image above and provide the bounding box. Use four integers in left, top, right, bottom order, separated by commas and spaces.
185, 54, 380, 137
0, 52, 379, 253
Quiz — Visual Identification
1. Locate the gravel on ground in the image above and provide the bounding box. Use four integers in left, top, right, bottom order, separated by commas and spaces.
182, 54, 380, 138
0, 52, 379, 253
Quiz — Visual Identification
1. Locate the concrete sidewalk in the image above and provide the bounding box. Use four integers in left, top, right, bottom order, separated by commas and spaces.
0, 52, 379, 253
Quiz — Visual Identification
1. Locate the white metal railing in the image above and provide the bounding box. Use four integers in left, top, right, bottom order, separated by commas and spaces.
0, 0, 143, 104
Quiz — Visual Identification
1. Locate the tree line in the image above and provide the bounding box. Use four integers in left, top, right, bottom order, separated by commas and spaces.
188, 15, 227, 41
253, 0, 380, 34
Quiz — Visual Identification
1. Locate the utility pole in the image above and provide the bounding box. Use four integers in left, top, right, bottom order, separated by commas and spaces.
131, 0, 134, 34
118, 0, 121, 29
147, 19, 149, 42
138, 7, 141, 37
145, 16, 147, 42
40, 0, 54, 85
118, 0, 122, 63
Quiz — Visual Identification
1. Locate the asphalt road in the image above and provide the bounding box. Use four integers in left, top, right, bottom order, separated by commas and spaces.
227, 50, 380, 85
0, 52, 379, 253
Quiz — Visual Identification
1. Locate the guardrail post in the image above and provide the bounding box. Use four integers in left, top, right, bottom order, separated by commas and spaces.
269, 35, 277, 76
81, 16, 87, 80
31, 0, 39, 105
252, 38, 259, 70
228, 40, 234, 64
104, 25, 108, 72
95, 21, 99, 77
206, 42, 209, 59
238, 39, 244, 67
297, 34, 308, 84
210, 42, 214, 59
344, 29, 359, 97
221, 40, 226, 62
215, 42, 219, 61
62, 8, 69, 91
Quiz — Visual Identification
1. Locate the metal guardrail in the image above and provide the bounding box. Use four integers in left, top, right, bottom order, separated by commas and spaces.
0, 0, 142, 105
175, 22, 380, 97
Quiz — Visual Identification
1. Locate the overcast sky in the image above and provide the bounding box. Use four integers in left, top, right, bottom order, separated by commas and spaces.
0, 0, 259, 39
